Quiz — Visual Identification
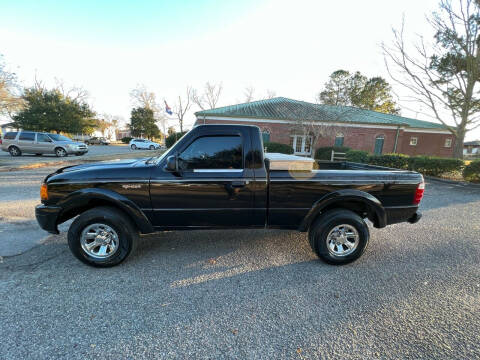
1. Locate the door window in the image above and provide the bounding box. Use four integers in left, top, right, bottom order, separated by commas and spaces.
37, 134, 52, 142
19, 132, 35, 141
374, 135, 385, 155
291, 135, 313, 155
179, 136, 243, 170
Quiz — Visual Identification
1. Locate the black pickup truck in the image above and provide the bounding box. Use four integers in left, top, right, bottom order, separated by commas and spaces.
36, 124, 424, 267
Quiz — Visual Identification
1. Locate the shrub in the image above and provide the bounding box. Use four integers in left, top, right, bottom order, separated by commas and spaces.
346, 150, 369, 163
314, 146, 351, 160
264, 142, 294, 154
408, 156, 464, 176
462, 160, 480, 183
121, 136, 132, 144
367, 153, 410, 169
166, 131, 188, 148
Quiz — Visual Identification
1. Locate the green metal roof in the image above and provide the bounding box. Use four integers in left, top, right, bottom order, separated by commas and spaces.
195, 97, 447, 130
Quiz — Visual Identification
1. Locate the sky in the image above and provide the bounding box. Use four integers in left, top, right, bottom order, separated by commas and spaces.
1, 0, 478, 140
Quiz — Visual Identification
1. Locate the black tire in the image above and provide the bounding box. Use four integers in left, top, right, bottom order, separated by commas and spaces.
85, 141, 90, 145
35, 153, 42, 156
55, 147, 67, 157
149, 145, 155, 150
308, 209, 369, 265
76, 153, 85, 156
131, 144, 137, 150
9, 146, 21, 156
67, 206, 138, 267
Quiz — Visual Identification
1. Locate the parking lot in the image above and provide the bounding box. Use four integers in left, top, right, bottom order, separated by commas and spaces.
1, 169, 479, 359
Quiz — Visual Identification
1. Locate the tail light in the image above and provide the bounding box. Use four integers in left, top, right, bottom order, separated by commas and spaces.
40, 183, 49, 201
413, 181, 425, 205
0, 138, 2, 144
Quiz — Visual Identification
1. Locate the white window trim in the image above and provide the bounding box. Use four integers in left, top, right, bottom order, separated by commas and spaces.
444, 138, 452, 147
410, 137, 418, 146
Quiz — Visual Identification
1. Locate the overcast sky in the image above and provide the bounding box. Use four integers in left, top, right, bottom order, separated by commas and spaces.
1, 0, 478, 140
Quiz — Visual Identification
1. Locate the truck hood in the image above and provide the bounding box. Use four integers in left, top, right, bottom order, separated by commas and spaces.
45, 158, 152, 183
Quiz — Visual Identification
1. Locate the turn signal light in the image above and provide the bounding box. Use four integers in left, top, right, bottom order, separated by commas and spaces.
413, 181, 425, 205
40, 183, 49, 201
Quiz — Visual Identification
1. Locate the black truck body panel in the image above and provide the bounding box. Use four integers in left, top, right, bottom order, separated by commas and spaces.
36, 124, 423, 234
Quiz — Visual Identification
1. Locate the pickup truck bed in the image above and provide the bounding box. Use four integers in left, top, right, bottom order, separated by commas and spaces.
36, 124, 424, 267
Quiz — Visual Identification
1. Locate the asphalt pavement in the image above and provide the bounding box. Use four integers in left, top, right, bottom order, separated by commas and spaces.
0, 174, 479, 359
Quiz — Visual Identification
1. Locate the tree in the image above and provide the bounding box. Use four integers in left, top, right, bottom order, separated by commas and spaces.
0, 55, 24, 117
244, 86, 255, 103
191, 82, 223, 110
382, 0, 480, 158
317, 70, 399, 114
129, 107, 159, 139
13, 87, 95, 133
130, 84, 167, 139
172, 87, 192, 132
264, 89, 277, 99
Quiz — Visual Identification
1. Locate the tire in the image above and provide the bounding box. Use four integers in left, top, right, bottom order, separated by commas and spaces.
149, 145, 155, 150
67, 206, 138, 267
76, 153, 85, 156
35, 153, 42, 156
131, 144, 137, 150
9, 146, 22, 157
308, 209, 369, 265
85, 141, 90, 145
55, 147, 67, 157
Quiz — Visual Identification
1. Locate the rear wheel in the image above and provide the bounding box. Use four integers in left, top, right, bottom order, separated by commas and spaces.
9, 146, 21, 156
149, 145, 155, 150
131, 144, 137, 150
68, 206, 138, 267
308, 209, 369, 265
55, 147, 67, 157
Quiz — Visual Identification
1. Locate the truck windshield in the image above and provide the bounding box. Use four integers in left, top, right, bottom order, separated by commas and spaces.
150, 131, 189, 164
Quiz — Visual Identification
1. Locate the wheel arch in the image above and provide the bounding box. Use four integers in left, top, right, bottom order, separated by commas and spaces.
56, 188, 154, 234
299, 189, 387, 232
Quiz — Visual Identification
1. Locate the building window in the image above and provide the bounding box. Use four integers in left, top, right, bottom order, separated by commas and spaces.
374, 135, 385, 155
290, 135, 313, 156
261, 128, 270, 143
334, 133, 344, 147
444, 138, 452, 147
410, 137, 418, 146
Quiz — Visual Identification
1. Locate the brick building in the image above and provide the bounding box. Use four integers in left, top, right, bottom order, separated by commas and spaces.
195, 97, 455, 157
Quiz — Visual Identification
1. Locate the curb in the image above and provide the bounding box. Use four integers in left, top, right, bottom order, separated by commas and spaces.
425, 176, 480, 188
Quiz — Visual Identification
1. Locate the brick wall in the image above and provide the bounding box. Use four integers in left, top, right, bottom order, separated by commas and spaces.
195, 118, 455, 157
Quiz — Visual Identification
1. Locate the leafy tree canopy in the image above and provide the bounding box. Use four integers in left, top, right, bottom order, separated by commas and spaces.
318, 70, 399, 114
130, 107, 159, 139
13, 87, 95, 133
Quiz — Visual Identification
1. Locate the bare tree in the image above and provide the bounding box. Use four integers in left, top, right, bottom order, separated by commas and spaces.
382, 0, 480, 158
244, 86, 255, 103
264, 89, 277, 99
0, 56, 24, 117
130, 84, 159, 112
173, 86, 193, 132
192, 82, 223, 110
54, 78, 89, 103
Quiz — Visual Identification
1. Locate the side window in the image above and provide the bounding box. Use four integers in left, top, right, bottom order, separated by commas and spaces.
37, 134, 51, 142
334, 133, 344, 147
179, 136, 243, 170
3, 132, 18, 140
19, 132, 35, 141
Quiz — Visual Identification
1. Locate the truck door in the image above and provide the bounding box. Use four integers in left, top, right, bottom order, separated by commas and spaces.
149, 128, 256, 228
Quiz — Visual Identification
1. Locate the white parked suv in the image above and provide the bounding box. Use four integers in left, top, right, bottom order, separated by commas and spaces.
129, 138, 162, 150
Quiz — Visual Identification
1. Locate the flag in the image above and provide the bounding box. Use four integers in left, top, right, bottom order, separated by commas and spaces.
164, 100, 173, 115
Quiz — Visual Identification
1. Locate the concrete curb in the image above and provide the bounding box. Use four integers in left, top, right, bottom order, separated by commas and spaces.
425, 176, 480, 188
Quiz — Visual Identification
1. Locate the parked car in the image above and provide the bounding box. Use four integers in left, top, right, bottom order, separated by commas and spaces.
129, 138, 161, 150
85, 137, 109, 145
36, 124, 424, 267
1, 131, 88, 157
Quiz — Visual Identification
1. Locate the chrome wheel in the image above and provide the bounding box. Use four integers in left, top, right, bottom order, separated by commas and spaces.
131, 144, 136, 150
55, 148, 67, 157
326, 224, 359, 257
9, 146, 20, 156
80, 223, 119, 259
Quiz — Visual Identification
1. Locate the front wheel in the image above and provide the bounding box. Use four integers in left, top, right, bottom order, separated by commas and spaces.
9, 146, 21, 156
149, 145, 155, 150
55, 147, 67, 157
68, 206, 138, 267
131, 144, 137, 150
308, 209, 369, 265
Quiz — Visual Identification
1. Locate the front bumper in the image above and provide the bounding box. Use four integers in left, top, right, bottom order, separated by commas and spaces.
35, 204, 62, 234
67, 148, 88, 154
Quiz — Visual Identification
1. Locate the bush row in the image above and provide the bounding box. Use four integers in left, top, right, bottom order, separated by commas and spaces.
315, 146, 469, 178
463, 160, 480, 183
264, 142, 294, 154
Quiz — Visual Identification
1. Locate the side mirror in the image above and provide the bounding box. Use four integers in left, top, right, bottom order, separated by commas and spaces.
165, 155, 178, 172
